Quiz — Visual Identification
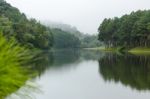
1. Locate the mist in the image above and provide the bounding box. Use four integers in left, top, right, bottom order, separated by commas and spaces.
6, 0, 150, 34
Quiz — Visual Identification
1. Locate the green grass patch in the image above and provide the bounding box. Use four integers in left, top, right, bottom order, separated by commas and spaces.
128, 47, 150, 55
85, 46, 125, 52
0, 33, 32, 99
100, 47, 117, 51
88, 46, 150, 55
83, 47, 104, 50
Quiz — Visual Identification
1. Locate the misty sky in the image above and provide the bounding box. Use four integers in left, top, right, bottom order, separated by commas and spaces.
6, 0, 150, 34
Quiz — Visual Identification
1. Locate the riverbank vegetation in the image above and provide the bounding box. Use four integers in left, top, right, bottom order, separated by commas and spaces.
0, 0, 96, 98
0, 0, 53, 50
98, 10, 150, 51
0, 0, 54, 98
128, 47, 150, 55
0, 33, 31, 99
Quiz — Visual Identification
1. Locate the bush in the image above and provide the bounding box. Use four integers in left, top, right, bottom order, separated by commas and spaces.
0, 33, 31, 98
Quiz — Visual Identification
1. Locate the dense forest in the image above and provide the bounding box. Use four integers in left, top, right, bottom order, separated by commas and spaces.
98, 10, 150, 48
51, 28, 101, 48
0, 0, 101, 50
43, 21, 101, 48
51, 28, 81, 48
0, 0, 53, 49
81, 34, 102, 48
42, 21, 83, 38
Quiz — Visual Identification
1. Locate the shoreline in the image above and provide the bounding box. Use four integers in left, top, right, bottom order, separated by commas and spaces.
84, 47, 150, 54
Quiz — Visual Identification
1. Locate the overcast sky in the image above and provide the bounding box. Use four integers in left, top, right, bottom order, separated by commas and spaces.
5, 0, 150, 34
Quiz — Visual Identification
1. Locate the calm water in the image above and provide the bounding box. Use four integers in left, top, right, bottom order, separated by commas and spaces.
8, 50, 150, 99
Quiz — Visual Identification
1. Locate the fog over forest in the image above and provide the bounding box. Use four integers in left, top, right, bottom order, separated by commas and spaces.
6, 0, 150, 34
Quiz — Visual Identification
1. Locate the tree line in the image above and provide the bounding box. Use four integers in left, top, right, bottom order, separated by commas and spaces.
0, 0, 53, 49
0, 0, 101, 50
51, 28, 80, 48
44, 22, 102, 48
98, 10, 150, 48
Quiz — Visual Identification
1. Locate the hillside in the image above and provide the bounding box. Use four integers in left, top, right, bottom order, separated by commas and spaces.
42, 21, 83, 39
42, 21, 102, 48
0, 0, 53, 49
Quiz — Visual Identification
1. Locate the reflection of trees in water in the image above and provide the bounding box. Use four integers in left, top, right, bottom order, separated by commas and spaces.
30, 51, 54, 76
32, 50, 150, 91
80, 50, 105, 60
30, 49, 105, 77
30, 49, 81, 76
52, 49, 80, 66
99, 53, 150, 90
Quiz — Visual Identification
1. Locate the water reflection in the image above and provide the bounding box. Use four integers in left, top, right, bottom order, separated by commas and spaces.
33, 49, 81, 74
80, 50, 105, 60
52, 49, 80, 66
99, 53, 150, 91
7, 50, 150, 99
32, 50, 105, 75
30, 51, 54, 76
31, 50, 150, 91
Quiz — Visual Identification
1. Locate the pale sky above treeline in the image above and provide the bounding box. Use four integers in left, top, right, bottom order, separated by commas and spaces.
6, 0, 150, 34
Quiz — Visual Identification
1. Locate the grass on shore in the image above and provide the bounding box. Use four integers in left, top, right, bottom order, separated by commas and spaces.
128, 47, 150, 55
84, 46, 123, 52
0, 33, 31, 99
85, 46, 150, 55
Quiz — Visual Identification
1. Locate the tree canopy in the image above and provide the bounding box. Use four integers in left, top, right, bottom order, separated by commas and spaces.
51, 28, 81, 48
98, 10, 150, 48
0, 0, 53, 49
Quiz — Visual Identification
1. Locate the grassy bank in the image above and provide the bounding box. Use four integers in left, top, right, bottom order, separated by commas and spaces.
0, 33, 31, 99
84, 47, 124, 52
86, 46, 150, 55
128, 47, 150, 55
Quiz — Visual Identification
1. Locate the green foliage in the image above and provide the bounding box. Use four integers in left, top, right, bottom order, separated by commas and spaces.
80, 34, 102, 48
42, 21, 83, 39
43, 21, 102, 48
0, 33, 31, 99
52, 28, 80, 48
0, 16, 13, 37
0, 0, 53, 49
129, 47, 150, 54
98, 10, 150, 48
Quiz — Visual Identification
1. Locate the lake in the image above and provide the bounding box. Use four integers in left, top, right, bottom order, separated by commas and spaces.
7, 49, 150, 99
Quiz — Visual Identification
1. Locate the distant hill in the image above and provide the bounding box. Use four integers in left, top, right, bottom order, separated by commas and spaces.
41, 21, 83, 38
51, 28, 81, 48
41, 20, 102, 48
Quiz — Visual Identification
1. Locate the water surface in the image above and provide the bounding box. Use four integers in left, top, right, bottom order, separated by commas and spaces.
10, 50, 150, 99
